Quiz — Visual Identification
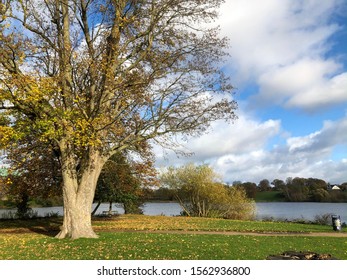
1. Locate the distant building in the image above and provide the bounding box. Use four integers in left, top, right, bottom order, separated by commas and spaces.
327, 183, 341, 191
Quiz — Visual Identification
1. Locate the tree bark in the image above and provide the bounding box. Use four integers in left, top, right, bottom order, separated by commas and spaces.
56, 144, 105, 239
56, 191, 98, 239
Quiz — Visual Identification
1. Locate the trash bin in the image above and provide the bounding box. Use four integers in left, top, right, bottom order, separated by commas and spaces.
331, 215, 341, 231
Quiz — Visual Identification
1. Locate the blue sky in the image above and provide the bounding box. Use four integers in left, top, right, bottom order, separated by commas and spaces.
155, 0, 347, 184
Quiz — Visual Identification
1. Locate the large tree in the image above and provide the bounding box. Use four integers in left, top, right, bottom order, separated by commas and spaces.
0, 0, 237, 238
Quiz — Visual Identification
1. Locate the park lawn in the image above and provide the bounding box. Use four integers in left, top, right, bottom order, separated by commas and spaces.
0, 214, 334, 233
0, 232, 346, 260
92, 214, 334, 233
0, 215, 346, 260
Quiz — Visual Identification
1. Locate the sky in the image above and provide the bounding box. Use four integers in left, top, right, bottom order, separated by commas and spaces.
0, 0, 345, 185
154, 0, 347, 185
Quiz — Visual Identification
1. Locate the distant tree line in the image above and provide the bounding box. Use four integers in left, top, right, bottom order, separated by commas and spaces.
149, 177, 347, 203
232, 178, 347, 202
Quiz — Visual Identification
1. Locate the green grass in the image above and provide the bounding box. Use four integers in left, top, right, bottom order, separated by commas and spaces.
92, 214, 334, 233
0, 215, 346, 260
0, 215, 334, 233
1, 232, 346, 260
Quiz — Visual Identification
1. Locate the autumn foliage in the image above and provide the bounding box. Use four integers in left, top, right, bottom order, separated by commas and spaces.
0, 0, 237, 238
160, 164, 255, 220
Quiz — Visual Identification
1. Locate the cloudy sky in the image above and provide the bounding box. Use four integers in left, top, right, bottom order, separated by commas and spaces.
155, 0, 347, 184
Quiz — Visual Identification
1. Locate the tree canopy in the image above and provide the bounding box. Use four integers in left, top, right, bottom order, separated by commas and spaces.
0, 0, 236, 238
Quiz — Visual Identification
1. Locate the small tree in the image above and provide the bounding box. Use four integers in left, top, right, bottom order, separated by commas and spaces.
93, 151, 157, 215
4, 138, 62, 217
160, 164, 255, 219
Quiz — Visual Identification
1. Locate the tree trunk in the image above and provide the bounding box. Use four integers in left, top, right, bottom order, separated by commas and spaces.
56, 145, 106, 239
56, 191, 98, 239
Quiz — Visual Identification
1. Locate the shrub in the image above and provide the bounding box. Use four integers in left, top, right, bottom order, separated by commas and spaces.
314, 213, 333, 225
222, 187, 255, 220
161, 164, 255, 220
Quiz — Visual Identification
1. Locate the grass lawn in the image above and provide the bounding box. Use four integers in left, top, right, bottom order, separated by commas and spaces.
0, 215, 346, 260
92, 214, 338, 233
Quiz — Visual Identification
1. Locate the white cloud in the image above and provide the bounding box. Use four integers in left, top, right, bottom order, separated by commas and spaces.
255, 58, 347, 110
154, 108, 281, 181
286, 71, 347, 109
219, 0, 346, 111
287, 116, 347, 154
155, 113, 347, 184
185, 116, 280, 158
257, 59, 341, 104
220, 1, 338, 74
287, 131, 322, 154
154, 109, 281, 164
216, 113, 347, 184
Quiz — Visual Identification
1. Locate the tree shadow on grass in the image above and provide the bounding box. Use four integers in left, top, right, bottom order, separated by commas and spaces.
28, 225, 60, 237
0, 217, 62, 237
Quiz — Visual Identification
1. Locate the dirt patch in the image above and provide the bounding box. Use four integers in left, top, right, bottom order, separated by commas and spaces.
95, 228, 347, 237
267, 251, 338, 260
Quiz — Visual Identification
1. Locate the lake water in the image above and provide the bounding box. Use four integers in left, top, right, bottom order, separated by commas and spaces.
0, 202, 346, 222
255, 202, 347, 222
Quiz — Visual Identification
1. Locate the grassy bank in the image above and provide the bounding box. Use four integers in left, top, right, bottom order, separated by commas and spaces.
0, 215, 346, 260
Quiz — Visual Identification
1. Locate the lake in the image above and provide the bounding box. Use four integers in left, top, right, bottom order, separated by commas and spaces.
255, 202, 346, 222
0, 202, 346, 222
